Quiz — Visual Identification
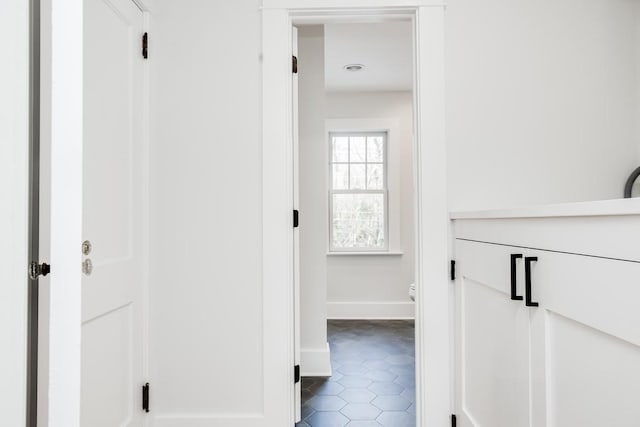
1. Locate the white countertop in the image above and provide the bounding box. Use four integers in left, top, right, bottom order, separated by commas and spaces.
450, 198, 640, 220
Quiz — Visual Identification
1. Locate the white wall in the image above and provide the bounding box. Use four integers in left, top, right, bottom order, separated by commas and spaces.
0, 0, 29, 424
637, 15, 640, 166
145, 0, 640, 420
298, 27, 331, 375
447, 0, 640, 211
149, 0, 264, 420
325, 92, 415, 319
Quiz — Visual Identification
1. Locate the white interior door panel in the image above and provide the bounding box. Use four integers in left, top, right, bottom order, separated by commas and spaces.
455, 240, 530, 427
528, 251, 640, 427
81, 0, 145, 425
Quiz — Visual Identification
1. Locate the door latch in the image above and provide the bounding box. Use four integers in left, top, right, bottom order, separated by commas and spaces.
29, 262, 50, 280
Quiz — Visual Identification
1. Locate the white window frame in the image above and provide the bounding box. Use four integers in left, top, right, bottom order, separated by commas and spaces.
328, 131, 389, 252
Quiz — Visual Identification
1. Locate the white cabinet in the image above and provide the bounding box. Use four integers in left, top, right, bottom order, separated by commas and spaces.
453, 209, 640, 427
455, 240, 531, 427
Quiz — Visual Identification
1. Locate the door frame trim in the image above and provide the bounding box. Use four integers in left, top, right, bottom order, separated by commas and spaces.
261, 4, 451, 425
27, 0, 41, 425
47, 0, 84, 425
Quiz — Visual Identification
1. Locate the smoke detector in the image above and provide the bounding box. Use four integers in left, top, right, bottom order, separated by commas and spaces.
343, 64, 365, 72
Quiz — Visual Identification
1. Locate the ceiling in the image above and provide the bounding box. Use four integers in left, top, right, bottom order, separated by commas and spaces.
323, 22, 413, 92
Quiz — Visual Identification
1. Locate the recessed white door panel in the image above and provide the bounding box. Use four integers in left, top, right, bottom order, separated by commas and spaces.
82, 305, 134, 425
456, 240, 530, 427
528, 251, 640, 427
458, 279, 530, 427
545, 312, 640, 427
81, 0, 145, 425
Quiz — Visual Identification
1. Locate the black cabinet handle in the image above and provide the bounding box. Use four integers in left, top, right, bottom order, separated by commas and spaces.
525, 256, 539, 307
510, 254, 523, 301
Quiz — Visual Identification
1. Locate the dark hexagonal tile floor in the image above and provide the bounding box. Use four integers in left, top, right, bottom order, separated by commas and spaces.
340, 403, 382, 420
296, 320, 415, 427
372, 395, 412, 411
307, 395, 348, 411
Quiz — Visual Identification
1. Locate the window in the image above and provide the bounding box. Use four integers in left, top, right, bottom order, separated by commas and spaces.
329, 132, 387, 251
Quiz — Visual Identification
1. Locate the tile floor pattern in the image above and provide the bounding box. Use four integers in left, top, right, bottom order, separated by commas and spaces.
296, 320, 415, 427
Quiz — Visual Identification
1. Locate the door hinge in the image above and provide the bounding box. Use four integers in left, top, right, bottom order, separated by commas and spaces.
292, 55, 298, 74
142, 32, 148, 59
450, 260, 456, 281
293, 210, 299, 228
142, 382, 150, 413
294, 365, 300, 383
451, 414, 457, 427
29, 262, 50, 280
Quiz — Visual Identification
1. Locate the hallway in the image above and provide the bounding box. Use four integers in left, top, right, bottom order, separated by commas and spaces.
297, 320, 416, 427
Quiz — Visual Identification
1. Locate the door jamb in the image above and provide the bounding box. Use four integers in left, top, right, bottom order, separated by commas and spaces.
27, 0, 41, 425
261, 2, 451, 425
48, 0, 83, 424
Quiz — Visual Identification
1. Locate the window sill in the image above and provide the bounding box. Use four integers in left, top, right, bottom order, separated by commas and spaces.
326, 251, 404, 256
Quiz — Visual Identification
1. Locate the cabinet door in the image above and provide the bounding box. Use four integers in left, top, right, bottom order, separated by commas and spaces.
455, 240, 530, 427
527, 251, 640, 427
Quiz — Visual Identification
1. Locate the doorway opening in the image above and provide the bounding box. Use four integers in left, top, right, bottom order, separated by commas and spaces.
260, 2, 450, 425
294, 20, 417, 426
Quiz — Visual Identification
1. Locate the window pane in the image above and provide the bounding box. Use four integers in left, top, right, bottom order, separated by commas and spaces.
350, 136, 366, 162
367, 136, 384, 162
332, 193, 385, 249
350, 164, 366, 190
367, 164, 384, 189
332, 164, 348, 190
332, 137, 349, 162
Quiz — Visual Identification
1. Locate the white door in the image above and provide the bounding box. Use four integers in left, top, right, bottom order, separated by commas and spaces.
81, 0, 146, 425
455, 240, 530, 427
292, 25, 302, 423
0, 0, 30, 424
527, 251, 640, 427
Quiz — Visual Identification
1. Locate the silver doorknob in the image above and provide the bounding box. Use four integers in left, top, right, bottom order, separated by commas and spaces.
82, 259, 93, 276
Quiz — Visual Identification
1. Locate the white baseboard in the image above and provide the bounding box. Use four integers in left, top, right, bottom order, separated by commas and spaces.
301, 343, 332, 377
327, 301, 415, 320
